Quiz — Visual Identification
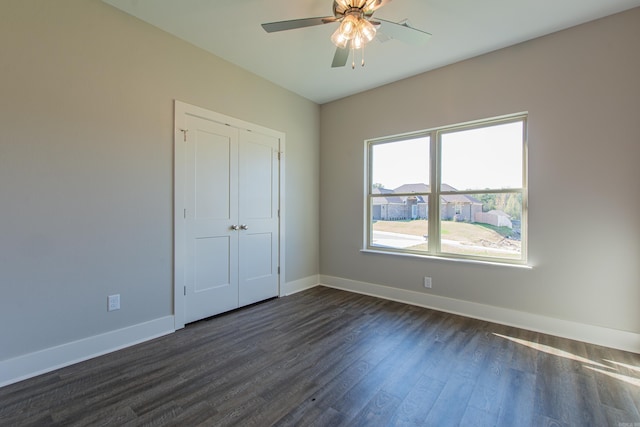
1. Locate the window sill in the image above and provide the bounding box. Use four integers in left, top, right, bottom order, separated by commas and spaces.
360, 248, 533, 269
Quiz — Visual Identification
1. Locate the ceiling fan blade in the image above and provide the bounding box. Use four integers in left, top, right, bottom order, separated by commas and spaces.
331, 47, 349, 68
377, 19, 431, 45
262, 17, 337, 33
367, 0, 392, 12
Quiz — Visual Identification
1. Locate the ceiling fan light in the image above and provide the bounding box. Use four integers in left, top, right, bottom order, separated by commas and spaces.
338, 14, 358, 39
335, 0, 351, 8
359, 18, 377, 42
352, 32, 364, 50
331, 27, 350, 48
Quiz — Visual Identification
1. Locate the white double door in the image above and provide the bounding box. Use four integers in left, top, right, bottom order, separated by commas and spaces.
183, 114, 280, 323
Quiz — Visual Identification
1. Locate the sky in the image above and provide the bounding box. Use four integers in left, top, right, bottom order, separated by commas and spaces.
371, 121, 523, 191
372, 137, 430, 189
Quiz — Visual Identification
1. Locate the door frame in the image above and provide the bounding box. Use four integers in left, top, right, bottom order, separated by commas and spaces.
173, 100, 286, 330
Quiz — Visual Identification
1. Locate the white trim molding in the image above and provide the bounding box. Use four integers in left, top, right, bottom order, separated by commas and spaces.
320, 275, 640, 354
0, 316, 174, 388
281, 275, 320, 296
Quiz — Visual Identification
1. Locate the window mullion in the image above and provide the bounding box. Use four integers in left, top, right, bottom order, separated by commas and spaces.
365, 141, 373, 249
521, 116, 529, 262
429, 130, 440, 254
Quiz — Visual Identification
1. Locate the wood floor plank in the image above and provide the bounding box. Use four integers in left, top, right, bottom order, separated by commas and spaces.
269, 308, 421, 424
1, 286, 639, 427
390, 373, 446, 426
504, 326, 540, 374
329, 306, 437, 422
422, 373, 476, 427
585, 343, 640, 419
603, 403, 640, 427
495, 368, 537, 427
459, 406, 499, 427
464, 329, 514, 419
304, 406, 347, 427
533, 345, 609, 426
350, 389, 402, 427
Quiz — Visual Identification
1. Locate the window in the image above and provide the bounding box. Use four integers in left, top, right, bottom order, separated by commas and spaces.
366, 114, 527, 264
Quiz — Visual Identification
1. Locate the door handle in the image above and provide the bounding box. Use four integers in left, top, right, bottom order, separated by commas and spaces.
231, 225, 240, 231
240, 224, 249, 230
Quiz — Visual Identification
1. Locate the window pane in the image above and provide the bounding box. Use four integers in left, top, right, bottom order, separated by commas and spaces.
370, 198, 429, 251
439, 193, 522, 260
441, 121, 523, 191
371, 137, 430, 194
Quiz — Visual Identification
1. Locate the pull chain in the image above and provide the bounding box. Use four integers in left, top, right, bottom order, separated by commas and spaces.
352, 44, 356, 69
350, 44, 367, 69
361, 43, 365, 67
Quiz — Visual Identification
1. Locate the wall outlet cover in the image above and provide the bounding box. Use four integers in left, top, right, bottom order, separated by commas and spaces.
108, 294, 120, 311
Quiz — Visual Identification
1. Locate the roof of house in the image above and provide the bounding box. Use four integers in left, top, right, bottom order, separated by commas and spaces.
389, 183, 482, 205
371, 187, 404, 205
442, 194, 482, 205
487, 209, 511, 217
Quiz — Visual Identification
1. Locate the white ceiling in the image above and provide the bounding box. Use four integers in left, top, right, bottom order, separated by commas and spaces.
102, 0, 640, 104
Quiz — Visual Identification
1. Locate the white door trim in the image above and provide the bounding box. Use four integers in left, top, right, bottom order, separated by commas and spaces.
174, 100, 286, 330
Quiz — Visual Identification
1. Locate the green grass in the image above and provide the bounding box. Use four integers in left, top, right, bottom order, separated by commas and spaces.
373, 220, 429, 236
372, 219, 521, 258
476, 223, 516, 239
374, 220, 504, 243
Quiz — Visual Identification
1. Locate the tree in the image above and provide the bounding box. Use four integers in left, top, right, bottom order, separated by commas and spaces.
504, 193, 522, 220
479, 193, 497, 212
478, 193, 521, 219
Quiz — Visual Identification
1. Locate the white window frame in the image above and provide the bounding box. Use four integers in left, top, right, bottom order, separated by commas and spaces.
364, 113, 528, 266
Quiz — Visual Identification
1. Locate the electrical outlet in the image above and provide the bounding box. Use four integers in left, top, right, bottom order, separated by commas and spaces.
108, 294, 120, 311
423, 277, 432, 289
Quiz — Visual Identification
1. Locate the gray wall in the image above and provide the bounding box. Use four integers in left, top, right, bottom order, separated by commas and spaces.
320, 8, 640, 334
0, 1, 320, 361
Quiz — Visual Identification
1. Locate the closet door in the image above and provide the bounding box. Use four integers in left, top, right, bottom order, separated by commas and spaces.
184, 115, 239, 323
181, 113, 281, 324
238, 130, 279, 306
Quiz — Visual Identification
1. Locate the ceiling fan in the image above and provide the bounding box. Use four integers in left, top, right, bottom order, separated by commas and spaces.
261, 0, 431, 69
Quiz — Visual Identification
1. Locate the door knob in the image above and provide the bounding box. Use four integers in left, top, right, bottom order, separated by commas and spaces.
231, 225, 240, 231
240, 224, 249, 230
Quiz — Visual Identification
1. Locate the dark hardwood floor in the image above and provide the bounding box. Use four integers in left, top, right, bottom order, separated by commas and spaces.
1, 286, 639, 426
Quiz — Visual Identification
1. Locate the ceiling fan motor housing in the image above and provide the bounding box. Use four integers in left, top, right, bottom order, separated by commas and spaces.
333, 0, 381, 18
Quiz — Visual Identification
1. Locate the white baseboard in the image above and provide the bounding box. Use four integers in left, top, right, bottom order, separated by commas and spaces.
281, 275, 320, 296
0, 316, 175, 388
320, 275, 640, 354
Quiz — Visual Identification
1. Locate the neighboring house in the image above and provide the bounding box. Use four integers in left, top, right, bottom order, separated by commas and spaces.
475, 209, 513, 229
371, 187, 410, 220
439, 183, 483, 223
372, 183, 483, 222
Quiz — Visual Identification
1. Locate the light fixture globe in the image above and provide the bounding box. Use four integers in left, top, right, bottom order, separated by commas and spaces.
339, 14, 358, 39
330, 8, 377, 52
331, 27, 349, 48
358, 17, 377, 43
